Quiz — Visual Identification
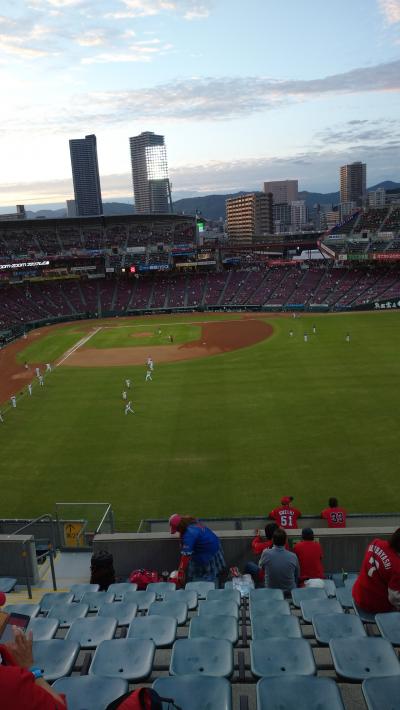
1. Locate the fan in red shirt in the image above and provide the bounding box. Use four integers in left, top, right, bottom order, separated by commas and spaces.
352, 528, 400, 613
251, 522, 279, 555
321, 497, 347, 528
269, 496, 302, 529
293, 528, 324, 585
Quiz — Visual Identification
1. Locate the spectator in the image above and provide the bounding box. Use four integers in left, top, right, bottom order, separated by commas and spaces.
245, 523, 279, 586
293, 528, 324, 585
352, 528, 400, 613
269, 496, 302, 529
169, 514, 226, 587
321, 497, 347, 528
259, 528, 300, 592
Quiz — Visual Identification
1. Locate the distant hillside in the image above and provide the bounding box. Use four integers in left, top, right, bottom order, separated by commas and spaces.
173, 192, 247, 221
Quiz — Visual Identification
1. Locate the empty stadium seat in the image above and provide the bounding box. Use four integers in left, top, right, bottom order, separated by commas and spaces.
185, 581, 215, 598
207, 588, 241, 605
149, 600, 188, 625
300, 598, 343, 623
52, 676, 128, 710
323, 580, 337, 597
312, 612, 366, 645
66, 617, 117, 648
375, 612, 400, 645
362, 676, 400, 710
256, 675, 345, 710
40, 592, 74, 612
80, 591, 114, 611
251, 614, 301, 641
5, 603, 39, 618
249, 588, 284, 602
147, 582, 176, 597
170, 638, 233, 677
128, 615, 177, 648
90, 639, 155, 681
250, 638, 316, 678
70, 583, 100, 601
198, 600, 239, 620
291, 587, 327, 607
108, 582, 137, 600
0, 577, 17, 592
32, 639, 80, 681
249, 600, 290, 621
163, 588, 198, 609
47, 602, 89, 627
329, 637, 400, 681
335, 587, 354, 608
122, 590, 156, 610
153, 674, 232, 710
27, 617, 59, 641
352, 601, 376, 623
98, 601, 138, 626
189, 614, 238, 644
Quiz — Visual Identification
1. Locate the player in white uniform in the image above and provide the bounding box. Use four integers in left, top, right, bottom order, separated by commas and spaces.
11, 395, 16, 408
304, 333, 308, 343
28, 383, 32, 396
149, 358, 154, 371
289, 330, 293, 337
345, 333, 351, 343
46, 363, 52, 372
122, 390, 127, 400
35, 367, 40, 377
0, 411, 4, 423
125, 379, 131, 389
125, 401, 134, 415
145, 369, 153, 382
312, 325, 316, 334
38, 375, 44, 387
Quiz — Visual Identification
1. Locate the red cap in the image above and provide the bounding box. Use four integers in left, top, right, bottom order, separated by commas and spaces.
0, 592, 6, 607
169, 514, 182, 534
281, 496, 293, 505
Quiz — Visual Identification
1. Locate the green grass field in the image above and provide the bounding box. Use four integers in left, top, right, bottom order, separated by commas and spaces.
2, 311, 400, 529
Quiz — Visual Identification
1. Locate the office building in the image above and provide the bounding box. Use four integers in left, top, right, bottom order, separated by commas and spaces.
290, 200, 308, 231
340, 162, 366, 206
368, 188, 386, 208
69, 134, 103, 216
273, 203, 292, 232
66, 199, 77, 218
263, 179, 298, 204
0, 205, 26, 221
226, 192, 273, 243
129, 131, 172, 214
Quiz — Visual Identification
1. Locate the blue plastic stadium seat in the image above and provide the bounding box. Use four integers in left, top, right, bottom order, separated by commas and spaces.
291, 587, 327, 608
90, 639, 155, 681
207, 588, 241, 606
52, 676, 128, 710
330, 637, 400, 681
249, 600, 291, 621
249, 588, 284, 603
5, 603, 39, 618
32, 640, 80, 681
149, 600, 188, 625
344, 574, 358, 588
323, 580, 337, 597
27, 617, 59, 641
147, 582, 176, 597
335, 586, 355, 609
300, 598, 344, 623
251, 614, 301, 641
362, 676, 400, 710
153, 674, 232, 710
0, 577, 17, 593
189, 615, 238, 644
375, 612, 400, 645
122, 590, 156, 610
98, 601, 138, 626
198, 600, 239, 619
80, 591, 114, 612
40, 592, 74, 612
250, 638, 316, 678
70, 583, 99, 601
257, 675, 345, 709
163, 589, 198, 610
128, 615, 177, 647
185, 581, 215, 598
66, 617, 117, 648
47, 602, 89, 627
312, 612, 366, 645
352, 600, 376, 623
170, 638, 233, 677
108, 582, 137, 600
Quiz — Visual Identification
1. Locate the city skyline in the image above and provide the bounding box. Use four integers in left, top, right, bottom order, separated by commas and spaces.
0, 0, 400, 208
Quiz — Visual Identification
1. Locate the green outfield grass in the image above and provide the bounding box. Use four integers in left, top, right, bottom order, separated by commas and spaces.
16, 326, 87, 364
87, 323, 201, 349
2, 311, 400, 530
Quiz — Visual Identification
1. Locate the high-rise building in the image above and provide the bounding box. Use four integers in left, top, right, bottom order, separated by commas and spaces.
69, 134, 103, 216
226, 192, 273, 243
129, 131, 172, 214
340, 162, 366, 206
66, 199, 77, 218
290, 200, 308, 231
263, 179, 298, 204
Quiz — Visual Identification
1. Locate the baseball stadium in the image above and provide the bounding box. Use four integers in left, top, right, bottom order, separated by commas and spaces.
1, 207, 400, 709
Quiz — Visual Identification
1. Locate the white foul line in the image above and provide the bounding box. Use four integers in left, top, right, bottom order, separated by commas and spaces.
56, 327, 102, 367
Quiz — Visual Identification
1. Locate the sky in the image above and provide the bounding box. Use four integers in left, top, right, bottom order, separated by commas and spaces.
0, 0, 400, 210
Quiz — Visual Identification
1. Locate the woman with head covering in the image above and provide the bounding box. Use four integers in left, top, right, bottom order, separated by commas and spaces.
169, 514, 226, 587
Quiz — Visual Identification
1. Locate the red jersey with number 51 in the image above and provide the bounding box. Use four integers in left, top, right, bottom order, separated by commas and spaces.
352, 538, 400, 613
269, 506, 301, 529
321, 506, 347, 528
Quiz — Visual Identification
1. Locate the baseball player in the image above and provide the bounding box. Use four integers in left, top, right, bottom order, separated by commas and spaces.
10, 395, 16, 408
24, 361, 29, 370
269, 496, 302, 529
122, 390, 127, 401
125, 378, 131, 389
303, 333, 308, 343
28, 383, 32, 396
145, 369, 153, 382
289, 330, 293, 337
345, 333, 351, 343
149, 358, 154, 371
125, 401, 134, 415
46, 363, 52, 372
312, 324, 316, 334
38, 374, 44, 387
0, 411, 4, 423
35, 367, 40, 377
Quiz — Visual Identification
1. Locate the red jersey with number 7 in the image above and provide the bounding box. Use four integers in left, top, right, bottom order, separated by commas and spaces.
321, 506, 347, 528
269, 506, 301, 529
352, 538, 400, 613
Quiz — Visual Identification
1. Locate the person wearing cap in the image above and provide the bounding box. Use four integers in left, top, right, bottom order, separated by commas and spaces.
259, 528, 300, 592
321, 497, 347, 528
352, 528, 400, 613
293, 528, 324, 585
269, 496, 302, 529
169, 514, 226, 587
0, 594, 66, 709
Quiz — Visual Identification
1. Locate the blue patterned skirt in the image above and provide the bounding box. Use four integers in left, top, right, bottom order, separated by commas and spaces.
187, 546, 226, 582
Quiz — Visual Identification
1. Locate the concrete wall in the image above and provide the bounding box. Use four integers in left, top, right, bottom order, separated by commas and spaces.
94, 526, 395, 579
0, 535, 40, 584
146, 514, 400, 532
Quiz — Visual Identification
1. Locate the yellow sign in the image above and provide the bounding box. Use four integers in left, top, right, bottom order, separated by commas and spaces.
64, 522, 84, 548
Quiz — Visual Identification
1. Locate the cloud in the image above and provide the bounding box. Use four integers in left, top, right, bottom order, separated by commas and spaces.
378, 0, 400, 24
316, 119, 400, 146
81, 38, 173, 63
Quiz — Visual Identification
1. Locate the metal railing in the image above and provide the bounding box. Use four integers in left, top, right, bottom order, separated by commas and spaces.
13, 513, 57, 550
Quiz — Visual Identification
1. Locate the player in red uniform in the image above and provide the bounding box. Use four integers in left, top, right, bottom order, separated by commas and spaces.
269, 496, 302, 529
352, 528, 400, 613
293, 528, 324, 584
321, 497, 347, 528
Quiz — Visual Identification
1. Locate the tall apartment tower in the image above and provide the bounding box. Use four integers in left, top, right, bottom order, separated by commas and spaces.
69, 134, 103, 217
129, 131, 172, 214
226, 192, 273, 243
340, 162, 366, 206
263, 179, 298, 204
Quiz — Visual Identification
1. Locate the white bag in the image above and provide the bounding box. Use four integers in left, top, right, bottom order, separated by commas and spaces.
304, 578, 325, 588
232, 573, 255, 597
